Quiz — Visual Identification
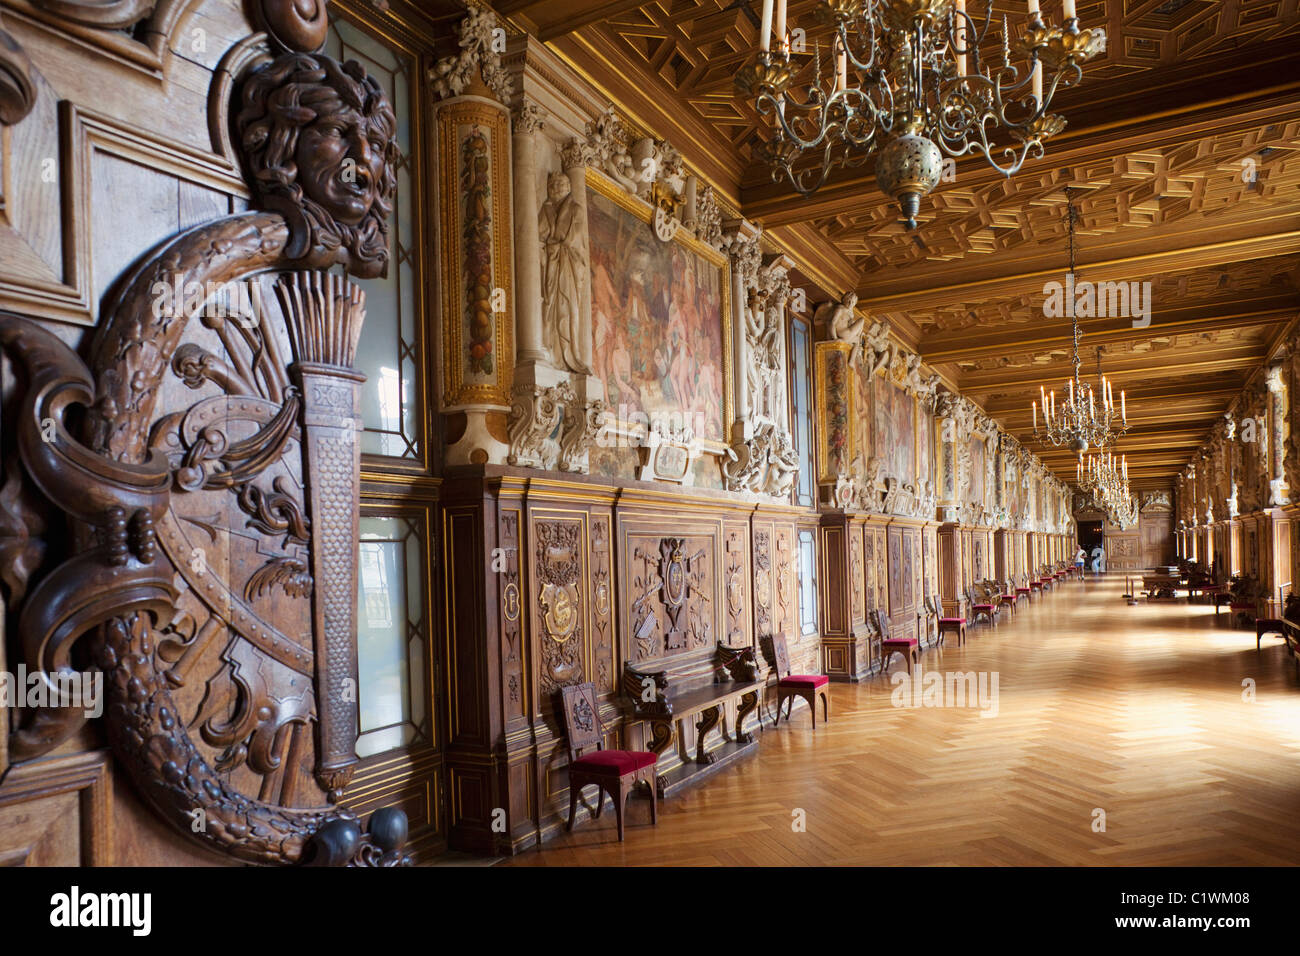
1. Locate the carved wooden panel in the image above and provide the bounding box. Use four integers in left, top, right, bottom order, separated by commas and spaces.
531, 513, 588, 697
818, 522, 846, 638
723, 521, 750, 647
0, 750, 112, 866
849, 524, 865, 624
752, 525, 773, 639
500, 506, 526, 721
620, 513, 722, 668
590, 514, 614, 693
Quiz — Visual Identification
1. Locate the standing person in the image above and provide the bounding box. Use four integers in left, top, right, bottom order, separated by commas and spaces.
1090, 545, 1105, 574
1075, 545, 1087, 575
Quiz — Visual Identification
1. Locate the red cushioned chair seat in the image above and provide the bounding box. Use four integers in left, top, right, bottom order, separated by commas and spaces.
973, 603, 994, 611
780, 674, 830, 688
572, 749, 657, 775
939, 616, 967, 624
882, 637, 917, 647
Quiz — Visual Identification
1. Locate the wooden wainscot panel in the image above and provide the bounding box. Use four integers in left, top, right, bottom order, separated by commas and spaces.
0, 750, 113, 866
723, 519, 753, 650
818, 513, 873, 681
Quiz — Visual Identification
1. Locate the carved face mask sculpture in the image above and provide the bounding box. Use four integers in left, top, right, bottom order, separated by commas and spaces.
237, 53, 399, 278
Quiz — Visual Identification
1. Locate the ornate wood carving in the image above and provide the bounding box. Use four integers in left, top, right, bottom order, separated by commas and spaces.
0, 4, 409, 866
590, 516, 612, 692
753, 528, 772, 634
535, 519, 585, 695
0, 14, 35, 126
630, 534, 713, 659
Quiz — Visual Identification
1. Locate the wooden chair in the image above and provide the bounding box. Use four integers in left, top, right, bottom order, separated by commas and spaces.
771, 632, 830, 727
560, 682, 658, 842
934, 593, 967, 647
966, 586, 997, 628
874, 608, 920, 674
1015, 576, 1032, 604
997, 581, 1017, 617
1256, 588, 1295, 653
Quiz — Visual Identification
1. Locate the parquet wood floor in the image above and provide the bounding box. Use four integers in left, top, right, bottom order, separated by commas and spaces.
500, 574, 1300, 866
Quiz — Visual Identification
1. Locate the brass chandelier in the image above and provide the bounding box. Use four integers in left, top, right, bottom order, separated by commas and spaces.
1031, 187, 1129, 459
1078, 450, 1137, 528
736, 0, 1106, 228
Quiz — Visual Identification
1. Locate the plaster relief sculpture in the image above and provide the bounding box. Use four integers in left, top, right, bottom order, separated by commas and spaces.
814, 292, 866, 359
539, 172, 592, 374
428, 0, 512, 103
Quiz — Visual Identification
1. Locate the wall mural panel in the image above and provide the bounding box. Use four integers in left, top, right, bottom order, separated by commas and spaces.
875, 375, 915, 486
587, 174, 729, 486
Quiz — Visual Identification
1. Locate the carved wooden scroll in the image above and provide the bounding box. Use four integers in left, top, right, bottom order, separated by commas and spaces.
0, 1, 409, 866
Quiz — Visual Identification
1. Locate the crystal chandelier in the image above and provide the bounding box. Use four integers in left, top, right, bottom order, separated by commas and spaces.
736, 0, 1105, 228
1031, 187, 1130, 458
1078, 449, 1138, 528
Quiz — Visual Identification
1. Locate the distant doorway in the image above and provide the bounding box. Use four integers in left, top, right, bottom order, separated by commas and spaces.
1078, 520, 1103, 572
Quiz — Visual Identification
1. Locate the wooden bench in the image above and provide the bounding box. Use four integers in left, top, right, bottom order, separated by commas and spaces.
621, 649, 762, 797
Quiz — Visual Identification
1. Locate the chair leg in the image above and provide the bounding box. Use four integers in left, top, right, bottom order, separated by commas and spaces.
820, 689, 829, 723
568, 781, 580, 831
807, 690, 816, 729
593, 787, 605, 818
648, 775, 658, 826
615, 784, 627, 842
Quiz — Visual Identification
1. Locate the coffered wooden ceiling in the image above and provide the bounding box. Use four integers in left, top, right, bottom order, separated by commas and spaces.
498, 0, 1300, 489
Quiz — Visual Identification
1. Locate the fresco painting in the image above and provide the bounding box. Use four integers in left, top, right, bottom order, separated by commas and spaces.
874, 375, 915, 485
587, 187, 726, 482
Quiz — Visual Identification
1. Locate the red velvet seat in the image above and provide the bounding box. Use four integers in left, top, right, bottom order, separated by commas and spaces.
874, 609, 920, 674
780, 674, 829, 688
560, 682, 658, 842
771, 632, 830, 727
967, 589, 997, 628
935, 594, 967, 647
571, 750, 658, 775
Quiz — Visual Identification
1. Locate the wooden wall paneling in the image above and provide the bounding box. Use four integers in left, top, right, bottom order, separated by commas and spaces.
772, 516, 806, 672
993, 529, 1008, 582
495, 479, 538, 852
616, 498, 734, 774
528, 501, 595, 836
440, 486, 502, 854
938, 523, 959, 614
0, 750, 112, 866
1140, 508, 1174, 568
723, 519, 752, 653
1105, 522, 1142, 572
818, 517, 848, 643
849, 518, 865, 626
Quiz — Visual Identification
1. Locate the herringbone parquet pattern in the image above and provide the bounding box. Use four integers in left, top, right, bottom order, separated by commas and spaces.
501, 575, 1300, 866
